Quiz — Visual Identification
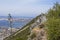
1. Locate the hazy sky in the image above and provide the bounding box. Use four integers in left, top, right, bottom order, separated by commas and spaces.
0, 0, 60, 17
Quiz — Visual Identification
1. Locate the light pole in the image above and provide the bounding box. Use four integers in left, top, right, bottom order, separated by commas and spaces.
8, 14, 13, 34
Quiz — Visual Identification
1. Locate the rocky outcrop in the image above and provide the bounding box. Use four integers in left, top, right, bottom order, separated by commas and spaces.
27, 14, 47, 40
27, 24, 47, 40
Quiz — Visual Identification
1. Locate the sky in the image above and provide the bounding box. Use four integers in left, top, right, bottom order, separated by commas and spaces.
0, 0, 60, 17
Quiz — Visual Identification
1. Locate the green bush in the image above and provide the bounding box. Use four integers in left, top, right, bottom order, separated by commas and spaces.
45, 2, 60, 40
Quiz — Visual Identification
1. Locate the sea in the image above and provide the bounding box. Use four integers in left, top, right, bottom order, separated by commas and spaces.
0, 16, 33, 29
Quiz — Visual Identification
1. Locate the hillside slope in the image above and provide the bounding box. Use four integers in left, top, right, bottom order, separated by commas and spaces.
4, 14, 46, 40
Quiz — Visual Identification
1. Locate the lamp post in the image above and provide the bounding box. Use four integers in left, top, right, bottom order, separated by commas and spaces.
8, 14, 13, 34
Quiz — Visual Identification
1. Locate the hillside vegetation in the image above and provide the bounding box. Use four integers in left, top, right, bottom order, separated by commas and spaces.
4, 13, 43, 40
45, 3, 60, 40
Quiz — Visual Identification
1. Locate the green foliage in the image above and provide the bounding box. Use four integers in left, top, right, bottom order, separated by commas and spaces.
46, 19, 60, 40
45, 2, 60, 40
47, 2, 60, 19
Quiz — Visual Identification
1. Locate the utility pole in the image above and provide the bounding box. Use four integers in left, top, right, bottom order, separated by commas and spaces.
8, 14, 13, 34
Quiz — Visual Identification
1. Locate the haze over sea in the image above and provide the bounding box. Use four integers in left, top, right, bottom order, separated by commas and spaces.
0, 16, 32, 28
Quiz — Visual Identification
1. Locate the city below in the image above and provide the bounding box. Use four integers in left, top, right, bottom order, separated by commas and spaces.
0, 17, 32, 40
